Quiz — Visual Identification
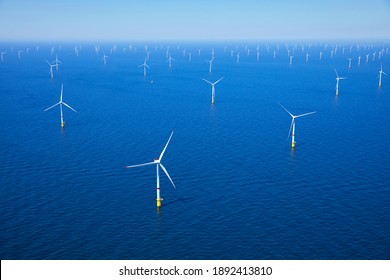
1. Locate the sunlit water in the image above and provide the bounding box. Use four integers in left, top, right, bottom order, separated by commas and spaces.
0, 42, 389, 259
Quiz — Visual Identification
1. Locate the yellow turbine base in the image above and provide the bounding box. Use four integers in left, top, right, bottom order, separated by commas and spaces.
61, 122, 65, 127
291, 142, 295, 149
336, 91, 338, 96
156, 198, 161, 207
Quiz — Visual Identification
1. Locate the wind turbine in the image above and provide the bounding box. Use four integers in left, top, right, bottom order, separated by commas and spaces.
1, 51, 6, 61
306, 53, 310, 63
202, 77, 223, 105
334, 68, 346, 96
347, 58, 352, 69
44, 84, 77, 127
102, 53, 109, 65
45, 60, 55, 79
279, 103, 316, 149
289, 55, 293, 65
18, 50, 23, 59
52, 55, 62, 71
378, 63, 387, 87
138, 58, 150, 77
167, 54, 175, 68
124, 131, 176, 208
208, 58, 214, 73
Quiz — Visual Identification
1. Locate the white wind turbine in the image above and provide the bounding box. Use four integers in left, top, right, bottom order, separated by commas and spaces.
208, 58, 214, 73
378, 63, 387, 87
102, 53, 109, 65
52, 55, 62, 71
124, 131, 176, 208
347, 58, 352, 69
279, 103, 316, 149
306, 53, 310, 63
202, 77, 223, 105
289, 55, 294, 65
44, 84, 77, 127
138, 58, 151, 77
45, 60, 55, 79
1, 51, 6, 61
334, 68, 346, 96
18, 50, 23, 59
167, 54, 175, 68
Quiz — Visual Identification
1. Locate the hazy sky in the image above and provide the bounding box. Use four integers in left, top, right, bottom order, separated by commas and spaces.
0, 0, 389, 41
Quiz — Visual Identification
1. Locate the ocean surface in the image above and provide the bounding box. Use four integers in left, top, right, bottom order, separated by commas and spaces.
0, 42, 389, 260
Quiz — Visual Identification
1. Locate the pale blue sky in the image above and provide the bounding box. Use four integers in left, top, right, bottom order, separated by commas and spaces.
0, 0, 389, 41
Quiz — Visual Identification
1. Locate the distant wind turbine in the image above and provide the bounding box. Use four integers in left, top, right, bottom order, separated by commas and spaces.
202, 77, 223, 105
289, 55, 293, 65
124, 131, 176, 208
45, 60, 55, 79
347, 58, 352, 69
102, 53, 109, 65
44, 84, 77, 127
279, 103, 316, 149
334, 68, 346, 96
52, 55, 62, 71
1, 51, 6, 61
378, 63, 387, 87
306, 53, 310, 63
18, 50, 23, 59
168, 54, 175, 68
138, 58, 151, 77
208, 58, 214, 73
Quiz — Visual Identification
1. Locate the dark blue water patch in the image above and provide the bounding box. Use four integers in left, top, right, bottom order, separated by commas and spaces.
1, 42, 389, 260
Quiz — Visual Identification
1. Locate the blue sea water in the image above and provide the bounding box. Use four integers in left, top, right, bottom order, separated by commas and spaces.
0, 42, 389, 260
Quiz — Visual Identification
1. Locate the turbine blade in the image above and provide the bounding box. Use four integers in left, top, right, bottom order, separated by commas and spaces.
295, 111, 317, 118
146, 64, 151, 69
44, 102, 60, 111
62, 102, 77, 112
159, 163, 176, 189
334, 68, 339, 78
202, 78, 212, 85
288, 119, 294, 139
278, 102, 294, 118
214, 77, 224, 84
159, 131, 174, 160
124, 162, 155, 168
